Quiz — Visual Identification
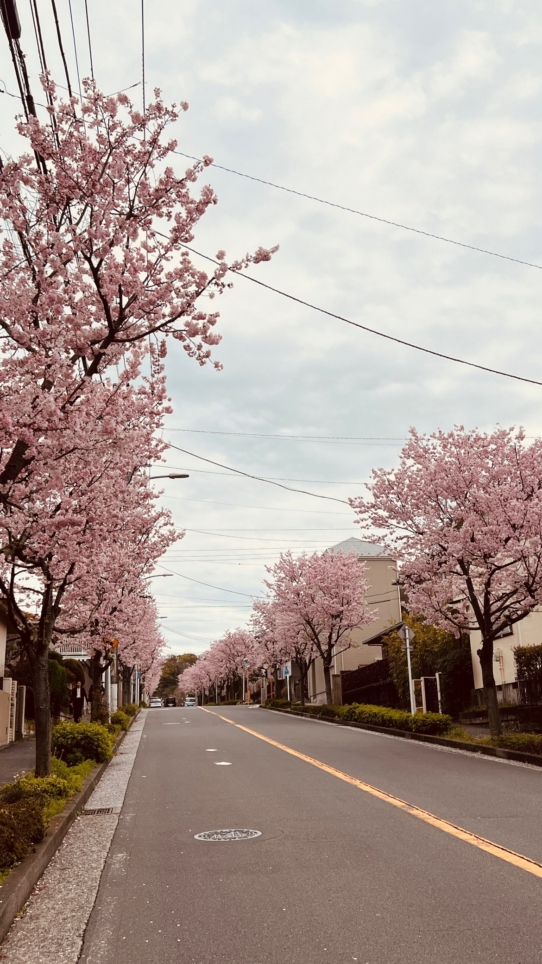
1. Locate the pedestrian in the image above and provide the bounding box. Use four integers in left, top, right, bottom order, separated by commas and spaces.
70, 680, 88, 723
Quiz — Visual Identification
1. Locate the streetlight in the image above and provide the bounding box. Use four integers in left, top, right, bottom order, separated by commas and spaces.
149, 473, 190, 480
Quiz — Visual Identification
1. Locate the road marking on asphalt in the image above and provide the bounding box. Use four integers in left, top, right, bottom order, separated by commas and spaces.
163, 723, 181, 725
206, 748, 218, 752
214, 761, 232, 766
200, 707, 542, 880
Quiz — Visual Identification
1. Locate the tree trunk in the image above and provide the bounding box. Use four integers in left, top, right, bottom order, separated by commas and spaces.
90, 651, 109, 723
33, 643, 52, 777
478, 642, 502, 737
323, 661, 332, 705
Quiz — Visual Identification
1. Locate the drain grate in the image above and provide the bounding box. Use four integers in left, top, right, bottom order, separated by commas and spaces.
82, 806, 121, 816
194, 829, 262, 842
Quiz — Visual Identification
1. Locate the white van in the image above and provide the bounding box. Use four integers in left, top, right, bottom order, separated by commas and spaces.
184, 696, 197, 707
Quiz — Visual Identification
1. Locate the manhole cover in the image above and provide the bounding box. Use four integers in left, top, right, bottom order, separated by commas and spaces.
194, 829, 262, 842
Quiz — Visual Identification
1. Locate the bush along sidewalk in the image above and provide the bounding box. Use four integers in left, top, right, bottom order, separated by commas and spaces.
264, 699, 542, 757
0, 708, 140, 879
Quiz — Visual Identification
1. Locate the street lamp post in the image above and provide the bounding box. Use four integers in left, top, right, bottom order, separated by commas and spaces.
398, 624, 416, 715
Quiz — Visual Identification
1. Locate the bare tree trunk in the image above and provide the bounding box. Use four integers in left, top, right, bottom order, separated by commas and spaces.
90, 650, 109, 723
478, 642, 502, 737
34, 592, 54, 777
323, 661, 332, 705
34, 644, 51, 776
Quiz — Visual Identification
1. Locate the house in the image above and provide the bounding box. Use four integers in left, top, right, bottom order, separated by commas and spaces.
470, 611, 542, 705
307, 538, 401, 704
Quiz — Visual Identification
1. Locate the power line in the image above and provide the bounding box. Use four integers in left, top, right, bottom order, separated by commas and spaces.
165, 428, 405, 444
156, 564, 264, 598
162, 626, 214, 642
67, 0, 83, 104
84, 0, 94, 81
50, 0, 73, 97
181, 243, 542, 389
141, 0, 145, 116
173, 149, 542, 272
159, 465, 366, 485
169, 496, 351, 515
166, 442, 349, 504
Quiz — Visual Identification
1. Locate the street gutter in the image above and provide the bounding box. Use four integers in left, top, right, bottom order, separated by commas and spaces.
265, 706, 542, 768
0, 728, 127, 944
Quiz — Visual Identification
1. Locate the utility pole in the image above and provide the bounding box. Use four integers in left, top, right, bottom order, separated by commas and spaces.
0, 0, 47, 173
398, 624, 416, 715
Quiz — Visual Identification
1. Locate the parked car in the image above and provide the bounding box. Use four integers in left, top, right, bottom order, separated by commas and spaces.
184, 696, 197, 707
149, 697, 162, 708
164, 696, 176, 707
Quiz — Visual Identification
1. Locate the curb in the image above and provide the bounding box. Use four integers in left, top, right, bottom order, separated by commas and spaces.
0, 726, 129, 945
265, 707, 542, 768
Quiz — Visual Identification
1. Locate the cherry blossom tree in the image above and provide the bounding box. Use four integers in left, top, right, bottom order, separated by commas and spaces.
0, 373, 175, 773
350, 427, 542, 737
0, 79, 276, 773
264, 551, 376, 705
252, 600, 316, 705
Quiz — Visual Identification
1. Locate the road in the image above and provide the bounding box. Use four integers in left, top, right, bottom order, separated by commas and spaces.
80, 706, 542, 964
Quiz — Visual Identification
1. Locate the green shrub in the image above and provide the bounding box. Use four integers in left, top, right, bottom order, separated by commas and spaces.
52, 721, 113, 765
268, 700, 452, 736
110, 710, 130, 731
218, 699, 242, 705
0, 773, 70, 806
121, 703, 138, 717
495, 733, 542, 756
106, 722, 122, 738
139, 700, 148, 708
0, 800, 44, 869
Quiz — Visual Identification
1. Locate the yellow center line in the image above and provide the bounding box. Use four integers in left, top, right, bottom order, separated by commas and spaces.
200, 706, 542, 880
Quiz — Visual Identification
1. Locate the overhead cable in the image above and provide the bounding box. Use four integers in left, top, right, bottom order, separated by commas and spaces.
166, 427, 405, 444
50, 0, 72, 97
156, 564, 264, 598
180, 243, 542, 389
173, 149, 542, 272
84, 0, 94, 80
67, 0, 82, 104
166, 442, 349, 505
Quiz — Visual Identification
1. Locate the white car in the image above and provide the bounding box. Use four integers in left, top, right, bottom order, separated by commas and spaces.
149, 697, 162, 708
184, 697, 197, 707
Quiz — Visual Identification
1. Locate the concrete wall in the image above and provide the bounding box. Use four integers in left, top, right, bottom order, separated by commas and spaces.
0, 691, 11, 747
470, 610, 542, 693
0, 610, 6, 678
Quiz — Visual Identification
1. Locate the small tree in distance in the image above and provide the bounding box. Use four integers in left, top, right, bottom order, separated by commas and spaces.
155, 654, 197, 698
351, 427, 542, 737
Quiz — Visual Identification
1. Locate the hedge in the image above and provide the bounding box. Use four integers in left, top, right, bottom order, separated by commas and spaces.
111, 710, 130, 731
0, 800, 44, 869
494, 733, 542, 756
121, 703, 139, 718
266, 700, 452, 736
0, 757, 95, 869
52, 721, 113, 765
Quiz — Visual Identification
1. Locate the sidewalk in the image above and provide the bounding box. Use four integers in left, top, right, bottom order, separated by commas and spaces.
0, 739, 35, 787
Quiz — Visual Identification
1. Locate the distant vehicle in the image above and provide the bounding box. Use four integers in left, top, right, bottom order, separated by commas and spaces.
184, 696, 197, 708
164, 696, 176, 707
149, 697, 162, 708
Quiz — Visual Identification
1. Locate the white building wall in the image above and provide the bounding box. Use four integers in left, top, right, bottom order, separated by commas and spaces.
470, 610, 542, 693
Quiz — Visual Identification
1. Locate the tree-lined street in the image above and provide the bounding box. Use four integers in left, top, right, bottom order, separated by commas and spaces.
78, 707, 542, 964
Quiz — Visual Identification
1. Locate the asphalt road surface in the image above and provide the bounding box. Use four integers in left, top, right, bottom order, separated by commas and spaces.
80, 706, 542, 964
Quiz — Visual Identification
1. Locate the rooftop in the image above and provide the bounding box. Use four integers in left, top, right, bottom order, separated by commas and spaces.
328, 537, 393, 559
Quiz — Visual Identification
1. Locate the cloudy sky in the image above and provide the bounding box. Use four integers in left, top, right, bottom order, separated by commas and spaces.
2, 0, 542, 654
